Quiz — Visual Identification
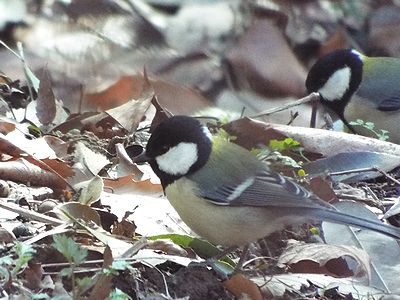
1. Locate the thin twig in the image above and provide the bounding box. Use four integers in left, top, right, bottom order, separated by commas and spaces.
362, 185, 380, 201
0, 40, 21, 59
0, 200, 64, 226
286, 111, 299, 126
250, 92, 320, 119
375, 167, 400, 186
335, 193, 381, 208
330, 167, 378, 176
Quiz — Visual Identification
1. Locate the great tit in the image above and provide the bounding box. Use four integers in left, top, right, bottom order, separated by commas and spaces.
134, 116, 400, 246
306, 48, 400, 143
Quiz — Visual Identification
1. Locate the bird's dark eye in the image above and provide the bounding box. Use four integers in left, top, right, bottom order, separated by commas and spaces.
161, 145, 170, 152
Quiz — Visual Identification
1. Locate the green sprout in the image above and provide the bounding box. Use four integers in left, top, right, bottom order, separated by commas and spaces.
349, 119, 390, 141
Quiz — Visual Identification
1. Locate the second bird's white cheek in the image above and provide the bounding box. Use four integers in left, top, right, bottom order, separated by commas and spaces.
156, 142, 198, 175
319, 66, 351, 101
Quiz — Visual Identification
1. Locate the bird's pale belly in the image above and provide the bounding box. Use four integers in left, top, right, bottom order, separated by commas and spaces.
345, 96, 400, 144
165, 178, 304, 247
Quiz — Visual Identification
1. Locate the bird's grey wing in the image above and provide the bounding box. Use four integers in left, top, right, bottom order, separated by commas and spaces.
195, 169, 400, 239
190, 138, 331, 209
376, 94, 400, 111
357, 60, 400, 111
356, 85, 400, 111
196, 169, 332, 209
188, 140, 400, 239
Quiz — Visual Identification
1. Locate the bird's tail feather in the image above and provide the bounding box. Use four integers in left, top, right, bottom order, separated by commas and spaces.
301, 207, 400, 239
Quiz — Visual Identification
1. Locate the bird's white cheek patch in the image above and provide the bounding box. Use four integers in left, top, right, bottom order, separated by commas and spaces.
319, 66, 351, 102
156, 142, 198, 175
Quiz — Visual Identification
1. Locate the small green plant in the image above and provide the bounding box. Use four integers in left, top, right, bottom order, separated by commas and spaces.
271, 138, 309, 164
52, 235, 134, 299
12, 242, 36, 277
0, 242, 35, 276
251, 137, 307, 169
349, 119, 390, 141
102, 260, 134, 277
0, 242, 36, 296
108, 288, 132, 299
52, 234, 88, 298
269, 137, 301, 152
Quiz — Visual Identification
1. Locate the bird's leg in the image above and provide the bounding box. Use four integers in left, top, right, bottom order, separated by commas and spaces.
188, 245, 237, 270
234, 244, 250, 272
341, 115, 358, 134
211, 245, 238, 261
187, 244, 251, 278
310, 95, 319, 128
209, 244, 252, 273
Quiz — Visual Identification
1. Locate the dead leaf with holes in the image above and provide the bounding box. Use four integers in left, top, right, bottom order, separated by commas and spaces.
278, 240, 371, 281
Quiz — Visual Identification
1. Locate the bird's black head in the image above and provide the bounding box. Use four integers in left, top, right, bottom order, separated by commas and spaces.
306, 49, 364, 125
143, 116, 212, 188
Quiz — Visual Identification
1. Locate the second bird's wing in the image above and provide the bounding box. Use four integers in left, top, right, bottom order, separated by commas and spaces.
358, 57, 400, 111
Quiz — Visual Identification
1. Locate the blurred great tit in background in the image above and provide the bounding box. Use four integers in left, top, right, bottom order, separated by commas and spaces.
134, 116, 400, 248
306, 48, 400, 143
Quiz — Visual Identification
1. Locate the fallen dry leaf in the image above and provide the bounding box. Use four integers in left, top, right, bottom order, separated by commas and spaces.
0, 118, 16, 134
42, 135, 69, 158
224, 273, 263, 300
105, 71, 154, 134
307, 177, 338, 203
278, 240, 371, 280
252, 273, 386, 299
368, 5, 400, 56
0, 227, 16, 243
304, 151, 400, 183
0, 158, 67, 190
323, 201, 400, 293
225, 118, 400, 157
73, 175, 104, 205
101, 192, 192, 238
114, 143, 143, 180
88, 245, 113, 300
23, 262, 44, 290
84, 74, 211, 115
103, 176, 162, 196
36, 67, 56, 126
111, 218, 136, 239
71, 142, 109, 179
56, 202, 101, 226
147, 239, 188, 257
317, 26, 351, 57
226, 19, 307, 98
